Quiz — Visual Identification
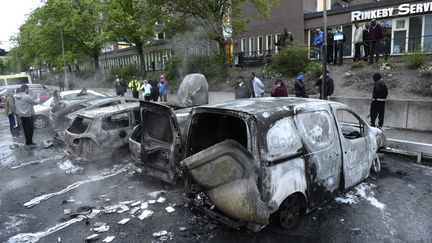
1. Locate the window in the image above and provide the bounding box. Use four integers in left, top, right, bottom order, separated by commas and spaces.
248, 37, 255, 56
275, 33, 281, 53
266, 117, 302, 159
392, 18, 407, 54
296, 111, 334, 150
265, 34, 272, 53
342, 24, 352, 57
144, 111, 173, 144
408, 16, 423, 52
257, 36, 263, 55
335, 109, 365, 139
103, 113, 130, 130
240, 38, 246, 53
425, 15, 432, 53
68, 117, 92, 134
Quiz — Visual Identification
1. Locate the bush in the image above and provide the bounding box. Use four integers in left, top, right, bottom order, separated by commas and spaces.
404, 50, 428, 69
273, 41, 310, 76
262, 63, 282, 82
107, 64, 141, 84
164, 54, 228, 87
419, 63, 432, 78
305, 63, 322, 79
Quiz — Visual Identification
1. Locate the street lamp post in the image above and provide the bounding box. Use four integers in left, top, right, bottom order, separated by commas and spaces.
60, 29, 69, 90
322, 0, 328, 100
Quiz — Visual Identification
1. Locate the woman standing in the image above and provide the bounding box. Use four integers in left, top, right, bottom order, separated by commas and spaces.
270, 79, 288, 97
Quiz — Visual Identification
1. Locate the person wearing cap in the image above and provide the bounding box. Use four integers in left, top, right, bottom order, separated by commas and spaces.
294, 72, 306, 97
312, 28, 323, 60
370, 72, 388, 128
15, 84, 40, 148
4, 90, 20, 137
159, 75, 168, 102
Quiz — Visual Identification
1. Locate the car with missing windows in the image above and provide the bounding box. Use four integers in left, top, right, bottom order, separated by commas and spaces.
138, 97, 385, 231
65, 102, 140, 162
33, 89, 107, 129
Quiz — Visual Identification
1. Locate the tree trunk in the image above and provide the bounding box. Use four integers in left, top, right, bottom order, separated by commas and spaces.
135, 42, 146, 79
93, 54, 99, 70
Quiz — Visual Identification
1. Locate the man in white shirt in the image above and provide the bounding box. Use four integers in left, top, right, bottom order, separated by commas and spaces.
353, 23, 364, 62
250, 72, 265, 97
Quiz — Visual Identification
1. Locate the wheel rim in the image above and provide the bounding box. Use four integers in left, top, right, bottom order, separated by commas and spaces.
34, 117, 47, 129
279, 195, 302, 229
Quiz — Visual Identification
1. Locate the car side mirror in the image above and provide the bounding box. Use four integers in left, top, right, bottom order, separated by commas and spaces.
119, 131, 127, 138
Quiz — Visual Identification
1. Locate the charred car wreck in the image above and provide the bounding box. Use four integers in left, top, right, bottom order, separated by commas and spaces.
65, 103, 140, 161
138, 97, 385, 230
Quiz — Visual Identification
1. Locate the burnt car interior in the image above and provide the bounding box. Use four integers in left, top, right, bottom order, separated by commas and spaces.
68, 117, 92, 134
187, 113, 248, 156
144, 111, 174, 144
335, 109, 365, 139
103, 113, 130, 130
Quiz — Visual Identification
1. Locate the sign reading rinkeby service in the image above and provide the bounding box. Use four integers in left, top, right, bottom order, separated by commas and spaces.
351, 2, 432, 22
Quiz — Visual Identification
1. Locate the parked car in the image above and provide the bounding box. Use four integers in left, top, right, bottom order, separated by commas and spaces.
0, 84, 52, 108
65, 103, 140, 162
51, 96, 138, 131
138, 97, 385, 230
33, 89, 107, 129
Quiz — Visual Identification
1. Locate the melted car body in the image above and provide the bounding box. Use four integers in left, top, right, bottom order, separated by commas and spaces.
138, 97, 385, 230
65, 103, 140, 161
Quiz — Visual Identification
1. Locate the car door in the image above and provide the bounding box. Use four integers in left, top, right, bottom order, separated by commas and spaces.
332, 106, 371, 189
295, 107, 342, 207
102, 112, 132, 145
140, 101, 184, 184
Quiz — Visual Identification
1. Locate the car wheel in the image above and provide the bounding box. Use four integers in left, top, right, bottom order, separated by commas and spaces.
371, 154, 381, 174
33, 115, 49, 129
275, 193, 306, 230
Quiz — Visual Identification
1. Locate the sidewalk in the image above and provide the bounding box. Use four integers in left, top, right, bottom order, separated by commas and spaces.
382, 127, 432, 145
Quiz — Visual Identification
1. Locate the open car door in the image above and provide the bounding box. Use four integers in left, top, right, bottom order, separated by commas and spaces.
140, 101, 184, 184
181, 139, 270, 225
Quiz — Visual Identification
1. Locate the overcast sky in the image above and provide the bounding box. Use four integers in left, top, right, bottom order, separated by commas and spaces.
0, 0, 42, 51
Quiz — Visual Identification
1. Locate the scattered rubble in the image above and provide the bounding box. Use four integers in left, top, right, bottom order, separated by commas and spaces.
153, 230, 168, 237
93, 223, 110, 233
147, 190, 166, 198
138, 210, 153, 220
165, 206, 175, 213
102, 236, 115, 242
85, 234, 99, 242
117, 218, 130, 225
157, 197, 166, 203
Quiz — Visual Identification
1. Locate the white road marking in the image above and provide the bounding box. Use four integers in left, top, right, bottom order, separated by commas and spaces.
10, 155, 65, 170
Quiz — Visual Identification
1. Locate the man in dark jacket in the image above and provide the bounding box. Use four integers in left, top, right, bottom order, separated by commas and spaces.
333, 26, 346, 65
234, 76, 252, 99
315, 71, 334, 100
370, 73, 388, 128
326, 28, 334, 64
368, 19, 384, 64
362, 22, 370, 61
294, 72, 306, 97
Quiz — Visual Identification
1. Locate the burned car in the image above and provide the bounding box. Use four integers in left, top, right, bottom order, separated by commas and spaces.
65, 103, 140, 161
139, 97, 385, 230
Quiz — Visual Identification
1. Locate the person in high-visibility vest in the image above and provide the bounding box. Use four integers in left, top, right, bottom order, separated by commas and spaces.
128, 76, 141, 98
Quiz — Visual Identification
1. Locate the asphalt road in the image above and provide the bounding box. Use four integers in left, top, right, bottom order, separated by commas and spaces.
1, 112, 431, 243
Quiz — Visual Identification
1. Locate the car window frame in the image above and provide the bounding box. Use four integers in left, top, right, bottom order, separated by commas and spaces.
102, 111, 131, 130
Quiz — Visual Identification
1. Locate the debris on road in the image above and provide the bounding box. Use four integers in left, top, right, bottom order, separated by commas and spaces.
138, 210, 153, 220
157, 197, 166, 203
85, 234, 99, 242
131, 201, 141, 207
153, 230, 168, 237
165, 206, 175, 213
63, 209, 71, 215
93, 223, 110, 233
57, 159, 83, 174
116, 205, 129, 213
179, 227, 187, 232
117, 218, 130, 225
102, 236, 115, 242
129, 207, 140, 215
148, 200, 156, 204
140, 202, 148, 209
147, 190, 166, 198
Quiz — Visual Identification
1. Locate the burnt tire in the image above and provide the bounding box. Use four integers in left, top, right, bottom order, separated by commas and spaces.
371, 154, 381, 174
33, 115, 49, 129
273, 193, 306, 230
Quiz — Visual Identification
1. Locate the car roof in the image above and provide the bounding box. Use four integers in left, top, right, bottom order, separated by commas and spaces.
60, 89, 106, 98
197, 97, 342, 118
77, 102, 139, 119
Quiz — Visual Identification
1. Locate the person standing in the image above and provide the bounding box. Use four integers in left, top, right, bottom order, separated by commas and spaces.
159, 75, 168, 102
333, 26, 346, 66
234, 76, 252, 99
149, 79, 159, 102
159, 79, 167, 102
326, 28, 334, 64
271, 79, 288, 97
294, 72, 307, 98
368, 19, 384, 64
141, 80, 152, 101
362, 22, 370, 61
128, 76, 141, 98
114, 75, 126, 96
370, 73, 388, 128
58, 78, 65, 91
250, 72, 265, 97
312, 29, 323, 60
5, 91, 20, 137
315, 71, 334, 99
15, 84, 39, 149
353, 23, 364, 62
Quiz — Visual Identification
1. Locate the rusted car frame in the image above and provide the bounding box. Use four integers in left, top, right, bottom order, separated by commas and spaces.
138, 98, 385, 230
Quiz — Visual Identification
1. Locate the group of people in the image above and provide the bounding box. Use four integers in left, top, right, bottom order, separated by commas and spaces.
234, 70, 388, 128
312, 18, 385, 65
113, 74, 168, 102
4, 84, 40, 149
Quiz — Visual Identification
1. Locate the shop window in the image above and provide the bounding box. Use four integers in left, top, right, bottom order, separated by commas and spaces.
408, 17, 423, 52
392, 18, 407, 54
425, 15, 432, 53
342, 25, 352, 57
396, 19, 405, 29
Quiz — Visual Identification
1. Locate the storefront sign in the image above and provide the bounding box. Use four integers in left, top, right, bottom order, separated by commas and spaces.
351, 2, 432, 22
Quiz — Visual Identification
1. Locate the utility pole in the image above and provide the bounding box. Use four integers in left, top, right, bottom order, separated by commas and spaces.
60, 29, 68, 90
322, 0, 328, 100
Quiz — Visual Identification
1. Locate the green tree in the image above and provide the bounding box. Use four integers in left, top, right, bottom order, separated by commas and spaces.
103, 0, 163, 78
155, 0, 279, 57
